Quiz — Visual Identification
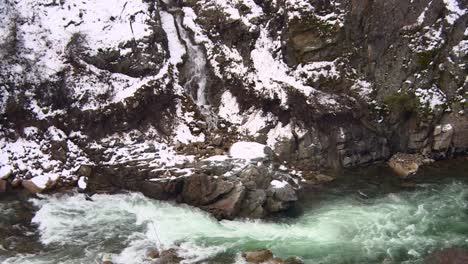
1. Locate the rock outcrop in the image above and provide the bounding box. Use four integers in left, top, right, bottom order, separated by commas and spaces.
0, 0, 466, 217
86, 153, 300, 219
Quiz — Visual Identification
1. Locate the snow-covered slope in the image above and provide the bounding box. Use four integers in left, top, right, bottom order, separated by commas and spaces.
0, 0, 467, 193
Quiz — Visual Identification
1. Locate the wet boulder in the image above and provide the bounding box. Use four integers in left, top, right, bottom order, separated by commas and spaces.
265, 180, 298, 213
387, 153, 424, 178
22, 180, 44, 194
204, 183, 246, 220
180, 174, 235, 206
239, 189, 267, 218
153, 248, 183, 264
148, 248, 160, 259
242, 249, 274, 263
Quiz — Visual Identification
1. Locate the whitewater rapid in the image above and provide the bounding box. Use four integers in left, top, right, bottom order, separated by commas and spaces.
3, 182, 468, 264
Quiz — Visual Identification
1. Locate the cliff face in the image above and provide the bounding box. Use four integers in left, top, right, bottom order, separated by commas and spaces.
0, 0, 466, 197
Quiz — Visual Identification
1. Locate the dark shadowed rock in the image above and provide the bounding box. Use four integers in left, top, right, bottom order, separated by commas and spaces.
77, 165, 93, 177
22, 180, 43, 194
205, 183, 245, 220
181, 174, 235, 206
239, 189, 267, 218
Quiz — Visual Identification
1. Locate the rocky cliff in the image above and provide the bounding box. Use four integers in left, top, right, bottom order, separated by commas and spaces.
0, 0, 467, 218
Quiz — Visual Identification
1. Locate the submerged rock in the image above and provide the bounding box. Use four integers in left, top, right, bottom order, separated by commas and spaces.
387, 153, 424, 178
148, 248, 160, 259
284, 256, 305, 264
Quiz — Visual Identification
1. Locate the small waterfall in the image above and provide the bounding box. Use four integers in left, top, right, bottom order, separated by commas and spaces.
168, 8, 217, 128
174, 16, 208, 106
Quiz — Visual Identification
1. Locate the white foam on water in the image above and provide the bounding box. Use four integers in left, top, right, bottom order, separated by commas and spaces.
4, 182, 468, 264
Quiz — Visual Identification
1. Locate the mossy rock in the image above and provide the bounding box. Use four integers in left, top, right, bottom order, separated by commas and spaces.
383, 91, 420, 117
416, 50, 435, 69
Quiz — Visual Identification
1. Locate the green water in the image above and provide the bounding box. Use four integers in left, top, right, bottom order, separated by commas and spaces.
1, 160, 468, 264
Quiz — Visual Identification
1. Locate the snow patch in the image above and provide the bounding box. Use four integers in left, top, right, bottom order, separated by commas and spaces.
160, 11, 186, 65
0, 165, 13, 180
78, 176, 87, 190
266, 122, 294, 149
415, 85, 447, 110
218, 91, 243, 124
443, 0, 466, 24
230, 142, 269, 160
270, 180, 288, 189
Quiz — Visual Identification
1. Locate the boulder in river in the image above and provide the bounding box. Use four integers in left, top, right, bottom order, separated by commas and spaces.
153, 248, 183, 264
265, 181, 298, 213
204, 183, 246, 220
242, 249, 274, 263
181, 174, 235, 206
22, 180, 43, 194
147, 248, 160, 258
387, 153, 424, 178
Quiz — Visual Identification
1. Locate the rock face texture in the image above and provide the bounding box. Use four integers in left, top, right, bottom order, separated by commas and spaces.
86, 154, 300, 219
0, 0, 466, 216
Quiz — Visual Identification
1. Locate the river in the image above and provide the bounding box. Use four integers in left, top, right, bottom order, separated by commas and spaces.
1, 159, 467, 264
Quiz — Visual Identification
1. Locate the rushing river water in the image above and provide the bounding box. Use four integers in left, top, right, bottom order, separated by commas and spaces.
1, 160, 468, 264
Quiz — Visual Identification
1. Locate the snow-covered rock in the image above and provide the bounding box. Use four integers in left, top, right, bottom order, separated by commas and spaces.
0, 165, 13, 180
78, 176, 87, 191
229, 142, 272, 160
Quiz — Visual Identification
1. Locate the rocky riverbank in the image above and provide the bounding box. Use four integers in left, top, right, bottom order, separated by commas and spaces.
1, 0, 467, 209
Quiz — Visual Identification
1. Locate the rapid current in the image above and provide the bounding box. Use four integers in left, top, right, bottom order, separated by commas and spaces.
1, 160, 468, 264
